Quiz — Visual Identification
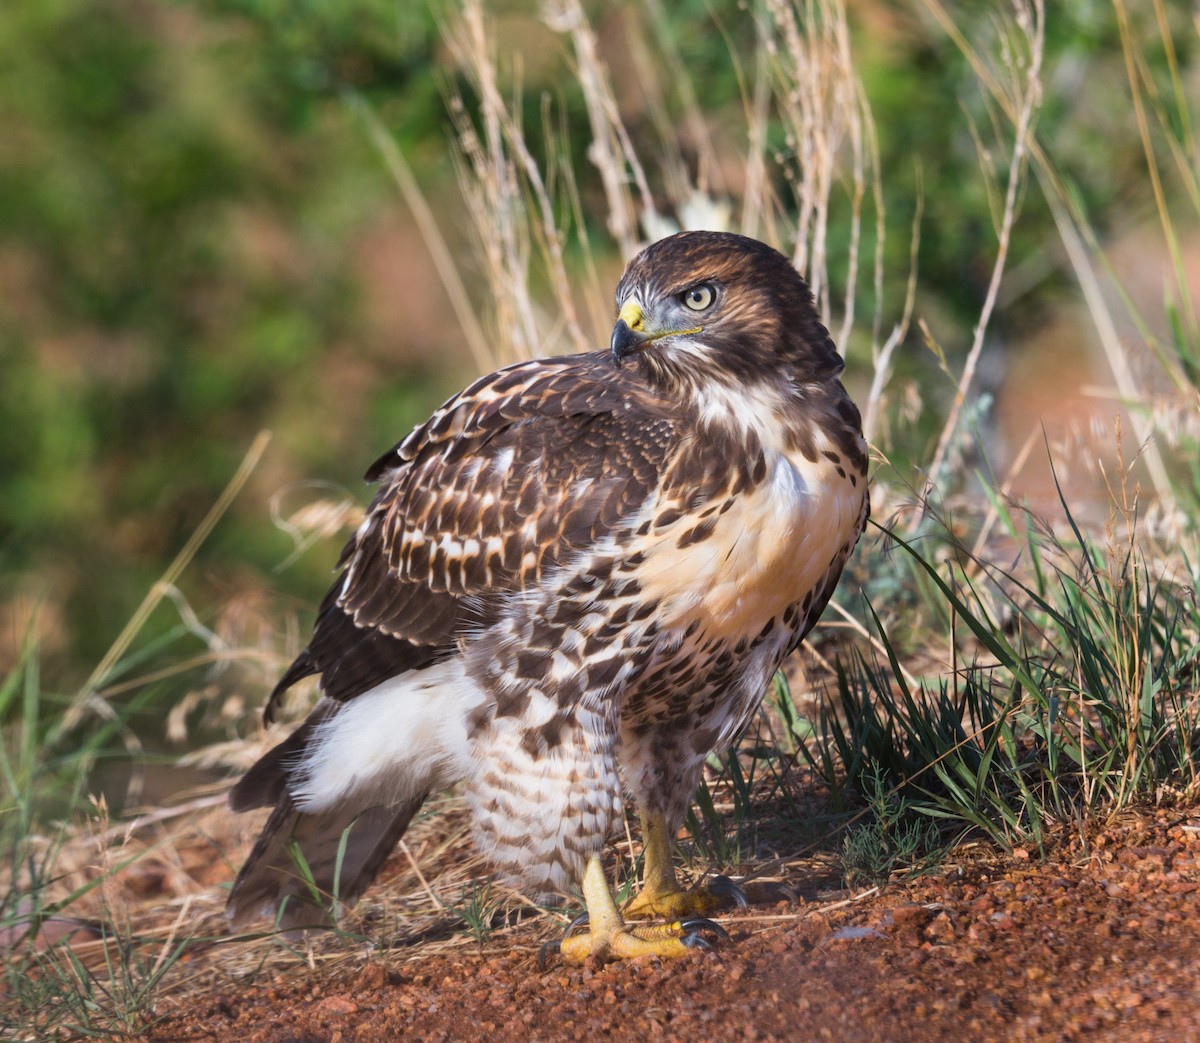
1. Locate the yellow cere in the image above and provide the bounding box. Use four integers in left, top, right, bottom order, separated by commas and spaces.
618, 300, 644, 330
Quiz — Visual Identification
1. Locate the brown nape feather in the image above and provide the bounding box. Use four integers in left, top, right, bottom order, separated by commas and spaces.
227, 794, 428, 934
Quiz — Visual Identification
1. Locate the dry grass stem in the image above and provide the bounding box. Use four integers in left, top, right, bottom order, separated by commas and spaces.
354, 96, 495, 372
863, 187, 920, 444
65, 431, 272, 733
1048, 197, 1175, 504
927, 0, 1044, 491
763, 0, 869, 328
1115, 0, 1199, 345
825, 600, 920, 690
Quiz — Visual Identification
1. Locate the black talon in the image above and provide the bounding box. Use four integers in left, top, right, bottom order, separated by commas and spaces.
707, 875, 749, 910
563, 912, 590, 939
678, 916, 731, 943
681, 932, 713, 951
541, 912, 589, 969
537, 940, 561, 971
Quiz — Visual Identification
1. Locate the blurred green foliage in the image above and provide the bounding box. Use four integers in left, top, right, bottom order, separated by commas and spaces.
0, 0, 1189, 698
0, 0, 455, 678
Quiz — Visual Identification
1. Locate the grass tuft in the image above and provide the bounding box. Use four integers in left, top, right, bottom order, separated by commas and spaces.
814, 467, 1200, 856
840, 766, 944, 887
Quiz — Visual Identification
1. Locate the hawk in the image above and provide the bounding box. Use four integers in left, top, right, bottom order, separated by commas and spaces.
228, 231, 869, 963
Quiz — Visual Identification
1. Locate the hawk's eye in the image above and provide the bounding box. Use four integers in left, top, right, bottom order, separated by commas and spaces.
681, 283, 716, 312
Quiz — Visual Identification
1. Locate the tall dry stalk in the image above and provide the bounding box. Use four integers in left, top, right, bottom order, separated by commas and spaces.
760, 0, 874, 344
445, 0, 591, 364
925, 0, 1045, 493
921, 0, 1195, 516
439, 0, 897, 412
543, 0, 657, 258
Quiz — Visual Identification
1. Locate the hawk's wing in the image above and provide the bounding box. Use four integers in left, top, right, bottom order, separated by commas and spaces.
266, 352, 677, 717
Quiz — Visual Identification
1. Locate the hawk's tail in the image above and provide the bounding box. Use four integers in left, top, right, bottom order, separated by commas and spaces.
226, 795, 427, 934
227, 728, 428, 934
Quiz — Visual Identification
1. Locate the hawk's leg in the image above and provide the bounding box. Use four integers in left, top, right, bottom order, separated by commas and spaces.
552, 854, 725, 964
623, 806, 747, 920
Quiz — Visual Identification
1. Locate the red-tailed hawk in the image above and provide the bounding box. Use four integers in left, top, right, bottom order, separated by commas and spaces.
228, 231, 869, 963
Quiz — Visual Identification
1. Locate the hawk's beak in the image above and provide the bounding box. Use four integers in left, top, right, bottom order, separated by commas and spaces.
610, 301, 648, 367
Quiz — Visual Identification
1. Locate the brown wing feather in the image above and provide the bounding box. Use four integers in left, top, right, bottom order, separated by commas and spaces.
266, 351, 675, 716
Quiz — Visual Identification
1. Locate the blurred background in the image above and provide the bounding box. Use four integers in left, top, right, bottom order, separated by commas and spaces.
1, 0, 1196, 803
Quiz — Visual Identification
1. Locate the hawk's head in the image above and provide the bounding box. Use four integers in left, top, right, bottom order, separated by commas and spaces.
611, 231, 843, 392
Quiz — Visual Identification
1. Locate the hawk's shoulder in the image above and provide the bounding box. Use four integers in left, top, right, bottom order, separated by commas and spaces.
366, 353, 651, 479
267, 352, 679, 715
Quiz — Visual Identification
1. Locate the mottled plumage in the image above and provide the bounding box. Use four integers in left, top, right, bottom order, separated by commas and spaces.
228, 231, 869, 939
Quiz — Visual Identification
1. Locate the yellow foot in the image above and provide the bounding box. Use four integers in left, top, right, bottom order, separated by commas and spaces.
623, 875, 748, 920
540, 914, 729, 967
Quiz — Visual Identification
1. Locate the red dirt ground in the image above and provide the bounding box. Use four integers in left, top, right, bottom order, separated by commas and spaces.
144, 808, 1200, 1042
